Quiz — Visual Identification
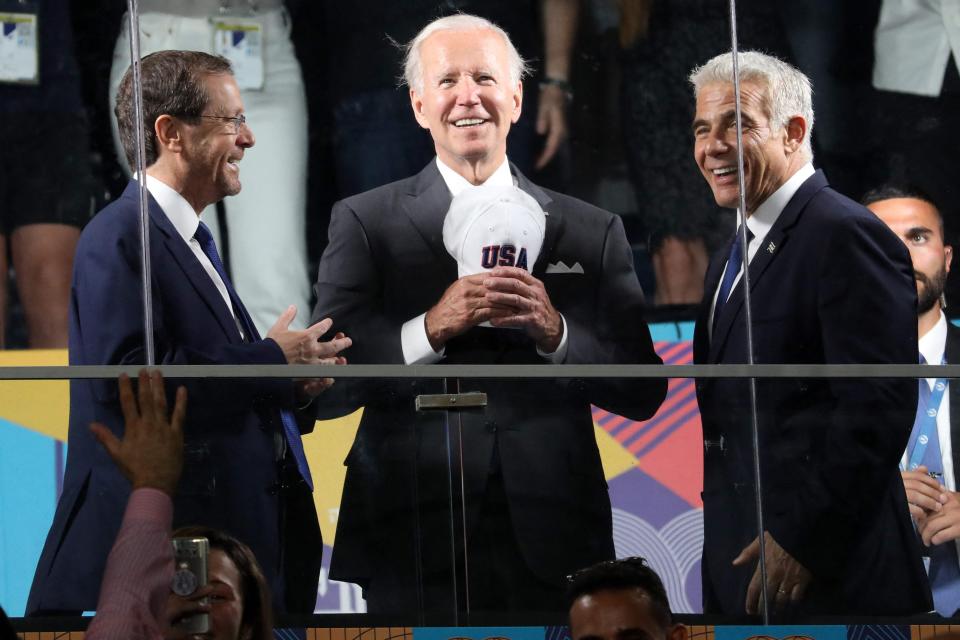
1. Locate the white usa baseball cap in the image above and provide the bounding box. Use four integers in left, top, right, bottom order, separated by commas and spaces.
442, 183, 546, 278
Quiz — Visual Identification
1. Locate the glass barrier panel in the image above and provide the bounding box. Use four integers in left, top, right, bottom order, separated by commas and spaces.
454, 373, 694, 623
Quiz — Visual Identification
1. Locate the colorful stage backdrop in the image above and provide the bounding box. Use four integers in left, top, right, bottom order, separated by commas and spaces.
0, 322, 701, 616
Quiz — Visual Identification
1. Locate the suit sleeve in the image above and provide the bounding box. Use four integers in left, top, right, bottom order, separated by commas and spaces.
766, 213, 918, 576
563, 214, 667, 420
312, 200, 406, 364
310, 200, 409, 416
74, 217, 293, 411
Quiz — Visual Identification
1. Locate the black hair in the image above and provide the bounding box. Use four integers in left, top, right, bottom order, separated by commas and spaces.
567, 557, 672, 629
861, 184, 945, 238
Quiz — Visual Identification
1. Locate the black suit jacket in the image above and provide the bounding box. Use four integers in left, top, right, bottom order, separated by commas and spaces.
312, 161, 666, 607
946, 324, 960, 474
693, 170, 931, 615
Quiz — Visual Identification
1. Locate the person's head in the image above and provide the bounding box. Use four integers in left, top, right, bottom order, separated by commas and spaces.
115, 50, 254, 210
863, 185, 952, 315
689, 51, 814, 213
171, 526, 273, 640
567, 558, 686, 640
403, 15, 528, 178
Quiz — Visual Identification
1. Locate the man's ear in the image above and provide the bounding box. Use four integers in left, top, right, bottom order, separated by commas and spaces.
154, 114, 184, 153
784, 115, 807, 154
946, 244, 953, 275
410, 88, 430, 130
511, 80, 523, 124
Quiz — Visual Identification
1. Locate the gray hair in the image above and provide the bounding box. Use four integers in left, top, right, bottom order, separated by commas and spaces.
689, 51, 814, 159
403, 14, 529, 95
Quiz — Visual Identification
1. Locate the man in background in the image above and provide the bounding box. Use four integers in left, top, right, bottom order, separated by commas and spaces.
866, 185, 960, 617
568, 557, 687, 640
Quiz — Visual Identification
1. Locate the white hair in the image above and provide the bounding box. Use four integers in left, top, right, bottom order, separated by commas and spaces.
403, 14, 529, 95
689, 51, 815, 159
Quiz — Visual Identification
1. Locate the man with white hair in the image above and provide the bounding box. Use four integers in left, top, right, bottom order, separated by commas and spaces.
311, 14, 665, 617
690, 51, 930, 615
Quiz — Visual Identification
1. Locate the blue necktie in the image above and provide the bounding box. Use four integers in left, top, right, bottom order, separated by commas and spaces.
194, 221, 314, 490
907, 365, 960, 616
713, 227, 752, 329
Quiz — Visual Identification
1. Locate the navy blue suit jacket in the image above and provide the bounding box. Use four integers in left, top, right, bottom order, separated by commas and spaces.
693, 170, 932, 614
27, 181, 318, 613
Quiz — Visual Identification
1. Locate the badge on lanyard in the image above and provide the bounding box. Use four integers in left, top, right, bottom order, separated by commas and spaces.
212, 17, 264, 91
0, 10, 38, 85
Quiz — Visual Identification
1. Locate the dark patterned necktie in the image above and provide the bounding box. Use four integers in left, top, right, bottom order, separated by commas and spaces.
194, 221, 313, 490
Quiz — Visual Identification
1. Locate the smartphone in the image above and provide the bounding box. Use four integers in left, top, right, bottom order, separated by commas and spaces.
171, 536, 210, 635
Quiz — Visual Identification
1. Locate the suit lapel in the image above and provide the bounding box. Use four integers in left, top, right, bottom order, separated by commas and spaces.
514, 166, 560, 276
695, 248, 727, 363
946, 323, 960, 475
138, 185, 243, 343
709, 171, 828, 361
401, 160, 560, 278
401, 161, 457, 266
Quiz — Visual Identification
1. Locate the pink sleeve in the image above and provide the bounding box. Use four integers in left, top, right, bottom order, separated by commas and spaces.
84, 488, 174, 640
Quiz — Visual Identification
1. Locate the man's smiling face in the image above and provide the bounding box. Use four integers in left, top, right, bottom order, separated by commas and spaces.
692, 80, 799, 213
409, 28, 522, 173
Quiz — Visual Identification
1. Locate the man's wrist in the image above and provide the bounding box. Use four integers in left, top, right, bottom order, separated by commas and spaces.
539, 76, 573, 102
133, 477, 178, 498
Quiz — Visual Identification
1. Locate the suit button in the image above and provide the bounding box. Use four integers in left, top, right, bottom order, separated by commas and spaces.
486, 421, 497, 433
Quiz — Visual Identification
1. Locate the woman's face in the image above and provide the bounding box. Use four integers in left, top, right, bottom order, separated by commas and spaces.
167, 548, 251, 640
204, 549, 249, 640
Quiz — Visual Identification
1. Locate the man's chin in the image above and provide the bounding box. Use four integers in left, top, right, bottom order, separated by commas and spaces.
220, 180, 242, 198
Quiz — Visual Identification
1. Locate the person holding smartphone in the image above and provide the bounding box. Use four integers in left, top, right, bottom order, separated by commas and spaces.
85, 370, 273, 640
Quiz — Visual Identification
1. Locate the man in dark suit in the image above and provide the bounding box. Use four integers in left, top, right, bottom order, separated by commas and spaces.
866, 186, 960, 616
312, 14, 666, 616
690, 51, 930, 615
27, 51, 350, 615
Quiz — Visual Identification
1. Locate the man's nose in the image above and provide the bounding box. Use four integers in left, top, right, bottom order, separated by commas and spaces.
705, 131, 730, 155
237, 122, 255, 148
455, 77, 480, 104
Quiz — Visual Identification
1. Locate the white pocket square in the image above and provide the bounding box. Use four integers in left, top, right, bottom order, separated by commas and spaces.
546, 260, 584, 274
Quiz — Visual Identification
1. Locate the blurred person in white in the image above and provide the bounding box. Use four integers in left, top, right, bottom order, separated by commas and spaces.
84, 370, 274, 640
872, 0, 960, 306
109, 0, 310, 334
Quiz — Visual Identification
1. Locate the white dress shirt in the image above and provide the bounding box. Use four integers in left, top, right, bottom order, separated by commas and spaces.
708, 162, 816, 336
142, 174, 245, 338
400, 157, 569, 364
874, 0, 960, 97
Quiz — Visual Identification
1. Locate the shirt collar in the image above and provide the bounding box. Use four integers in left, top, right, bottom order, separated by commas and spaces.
436, 156, 514, 196
920, 311, 948, 365
744, 162, 815, 244
140, 174, 202, 243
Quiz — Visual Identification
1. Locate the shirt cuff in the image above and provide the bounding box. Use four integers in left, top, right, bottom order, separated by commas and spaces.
537, 313, 568, 363
401, 313, 445, 364
124, 487, 174, 529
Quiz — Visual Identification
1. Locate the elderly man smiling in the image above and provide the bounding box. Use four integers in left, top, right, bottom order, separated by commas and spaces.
311, 14, 665, 617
